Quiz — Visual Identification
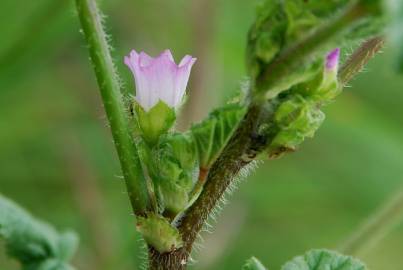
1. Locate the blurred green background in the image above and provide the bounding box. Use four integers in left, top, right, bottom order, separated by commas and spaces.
1, 0, 403, 269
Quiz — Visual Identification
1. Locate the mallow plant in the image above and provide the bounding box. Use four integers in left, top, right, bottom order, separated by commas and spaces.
1, 0, 403, 269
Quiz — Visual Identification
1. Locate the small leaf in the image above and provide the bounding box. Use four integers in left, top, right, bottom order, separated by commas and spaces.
190, 103, 246, 169
243, 257, 267, 270
281, 249, 367, 270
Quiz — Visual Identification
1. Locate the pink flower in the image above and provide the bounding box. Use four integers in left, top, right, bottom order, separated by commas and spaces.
125, 49, 196, 111
326, 48, 340, 72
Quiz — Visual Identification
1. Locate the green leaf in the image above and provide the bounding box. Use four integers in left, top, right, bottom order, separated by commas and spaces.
0, 194, 78, 269
281, 249, 367, 270
243, 257, 267, 270
136, 213, 183, 253
190, 103, 246, 169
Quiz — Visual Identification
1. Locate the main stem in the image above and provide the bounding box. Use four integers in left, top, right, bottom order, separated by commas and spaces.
75, 0, 150, 215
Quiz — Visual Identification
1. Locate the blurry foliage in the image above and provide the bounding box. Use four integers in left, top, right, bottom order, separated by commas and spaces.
0, 194, 78, 270
1, 0, 403, 270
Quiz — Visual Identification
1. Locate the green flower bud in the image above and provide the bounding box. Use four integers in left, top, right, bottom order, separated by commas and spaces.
269, 95, 325, 153
151, 133, 199, 215
136, 213, 183, 253
134, 100, 176, 146
294, 48, 341, 102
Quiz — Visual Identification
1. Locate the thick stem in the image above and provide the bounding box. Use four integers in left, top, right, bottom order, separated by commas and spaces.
340, 190, 403, 256
75, 0, 150, 215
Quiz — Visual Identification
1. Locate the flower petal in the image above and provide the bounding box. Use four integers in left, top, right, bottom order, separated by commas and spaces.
178, 55, 194, 67
326, 48, 340, 71
139, 51, 154, 67
125, 49, 196, 111
174, 56, 197, 106
161, 49, 175, 63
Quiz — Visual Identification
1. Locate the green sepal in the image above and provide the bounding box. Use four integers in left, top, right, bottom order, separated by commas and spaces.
281, 249, 367, 270
264, 58, 324, 99
294, 64, 341, 102
134, 100, 176, 146
136, 213, 183, 253
190, 103, 247, 169
242, 257, 267, 270
151, 133, 199, 215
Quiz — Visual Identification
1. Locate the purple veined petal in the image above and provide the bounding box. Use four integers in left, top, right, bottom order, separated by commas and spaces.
326, 48, 340, 71
179, 55, 194, 67
174, 56, 197, 107
124, 49, 196, 111
124, 50, 139, 73
139, 51, 154, 67
150, 53, 177, 108
161, 49, 175, 63
141, 66, 159, 110
125, 50, 148, 109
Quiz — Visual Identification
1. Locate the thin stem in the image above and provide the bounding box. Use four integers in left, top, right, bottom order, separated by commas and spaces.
75, 0, 150, 215
340, 189, 403, 256
339, 36, 385, 85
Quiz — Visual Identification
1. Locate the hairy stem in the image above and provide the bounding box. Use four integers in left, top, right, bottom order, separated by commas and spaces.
75, 0, 150, 215
339, 36, 385, 85
340, 189, 403, 256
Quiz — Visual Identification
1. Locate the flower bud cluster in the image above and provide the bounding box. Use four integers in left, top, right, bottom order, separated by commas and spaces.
266, 49, 341, 157
247, 0, 385, 91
